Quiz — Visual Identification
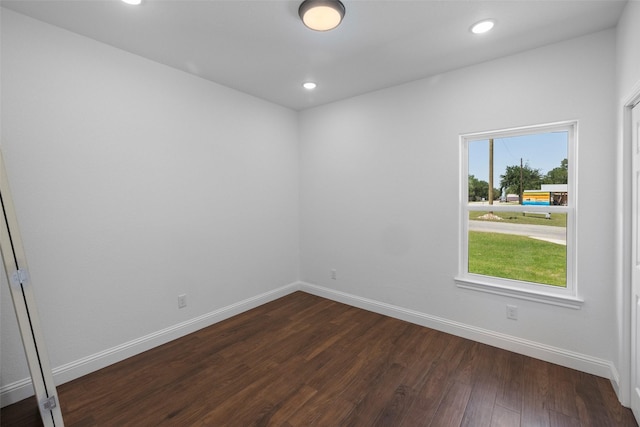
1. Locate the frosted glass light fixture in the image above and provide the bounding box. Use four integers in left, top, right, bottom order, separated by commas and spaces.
299, 0, 345, 31
303, 82, 317, 90
122, 0, 142, 5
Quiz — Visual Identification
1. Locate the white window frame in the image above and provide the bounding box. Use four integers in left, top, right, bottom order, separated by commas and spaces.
455, 121, 583, 309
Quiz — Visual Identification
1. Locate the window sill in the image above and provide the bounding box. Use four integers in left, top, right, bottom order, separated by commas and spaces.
454, 276, 584, 309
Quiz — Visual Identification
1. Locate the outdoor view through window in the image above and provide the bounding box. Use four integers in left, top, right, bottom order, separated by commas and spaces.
467, 129, 569, 288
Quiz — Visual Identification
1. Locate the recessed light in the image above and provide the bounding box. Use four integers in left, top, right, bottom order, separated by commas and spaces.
471, 20, 494, 34
303, 82, 317, 90
122, 0, 142, 5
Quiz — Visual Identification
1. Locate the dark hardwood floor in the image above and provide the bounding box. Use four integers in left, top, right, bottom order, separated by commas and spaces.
1, 291, 636, 426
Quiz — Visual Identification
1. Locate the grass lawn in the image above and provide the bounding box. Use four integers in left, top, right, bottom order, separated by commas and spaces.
468, 231, 566, 287
469, 210, 566, 227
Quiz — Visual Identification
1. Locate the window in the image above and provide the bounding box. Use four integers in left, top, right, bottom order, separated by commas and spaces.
455, 121, 582, 308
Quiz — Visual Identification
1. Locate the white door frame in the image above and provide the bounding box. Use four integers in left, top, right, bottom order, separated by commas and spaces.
631, 94, 640, 421
621, 81, 640, 419
0, 149, 65, 426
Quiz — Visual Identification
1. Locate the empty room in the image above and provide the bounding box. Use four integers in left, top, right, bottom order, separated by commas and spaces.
1, 0, 640, 425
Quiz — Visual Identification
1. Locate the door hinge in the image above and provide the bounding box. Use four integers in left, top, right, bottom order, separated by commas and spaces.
41, 395, 57, 411
10, 269, 29, 287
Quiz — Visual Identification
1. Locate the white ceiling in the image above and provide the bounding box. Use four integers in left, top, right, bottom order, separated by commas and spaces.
1, 0, 627, 110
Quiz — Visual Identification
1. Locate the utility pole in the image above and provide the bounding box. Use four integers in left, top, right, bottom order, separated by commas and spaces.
520, 157, 524, 205
489, 139, 494, 209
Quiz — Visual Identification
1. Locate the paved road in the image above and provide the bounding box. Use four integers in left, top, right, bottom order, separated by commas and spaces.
469, 220, 566, 245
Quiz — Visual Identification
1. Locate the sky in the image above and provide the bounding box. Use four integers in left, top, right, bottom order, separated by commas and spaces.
468, 131, 568, 186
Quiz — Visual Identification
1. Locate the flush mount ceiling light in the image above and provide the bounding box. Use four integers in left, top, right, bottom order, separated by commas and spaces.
471, 19, 495, 34
121, 0, 142, 5
299, 0, 345, 32
303, 82, 317, 90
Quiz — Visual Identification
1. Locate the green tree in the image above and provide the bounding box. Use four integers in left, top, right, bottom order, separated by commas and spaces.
468, 175, 487, 201
469, 175, 489, 202
500, 163, 543, 201
468, 175, 501, 201
492, 187, 502, 200
543, 158, 568, 184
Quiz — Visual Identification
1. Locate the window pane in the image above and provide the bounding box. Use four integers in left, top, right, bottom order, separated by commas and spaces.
468, 132, 568, 205
468, 210, 567, 287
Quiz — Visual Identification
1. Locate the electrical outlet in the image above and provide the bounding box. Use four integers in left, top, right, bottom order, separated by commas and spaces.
506, 305, 518, 320
331, 269, 337, 280
178, 294, 187, 309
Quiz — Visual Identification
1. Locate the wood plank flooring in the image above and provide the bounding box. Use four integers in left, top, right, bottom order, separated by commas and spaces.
1, 291, 637, 426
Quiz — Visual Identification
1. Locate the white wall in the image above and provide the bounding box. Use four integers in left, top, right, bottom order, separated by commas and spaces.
299, 29, 618, 379
617, 1, 640, 99
0, 9, 299, 403
615, 0, 640, 406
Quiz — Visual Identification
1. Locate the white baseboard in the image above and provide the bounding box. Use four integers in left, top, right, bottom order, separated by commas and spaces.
299, 282, 620, 392
0, 282, 299, 407
0, 379, 33, 407
3, 280, 621, 408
